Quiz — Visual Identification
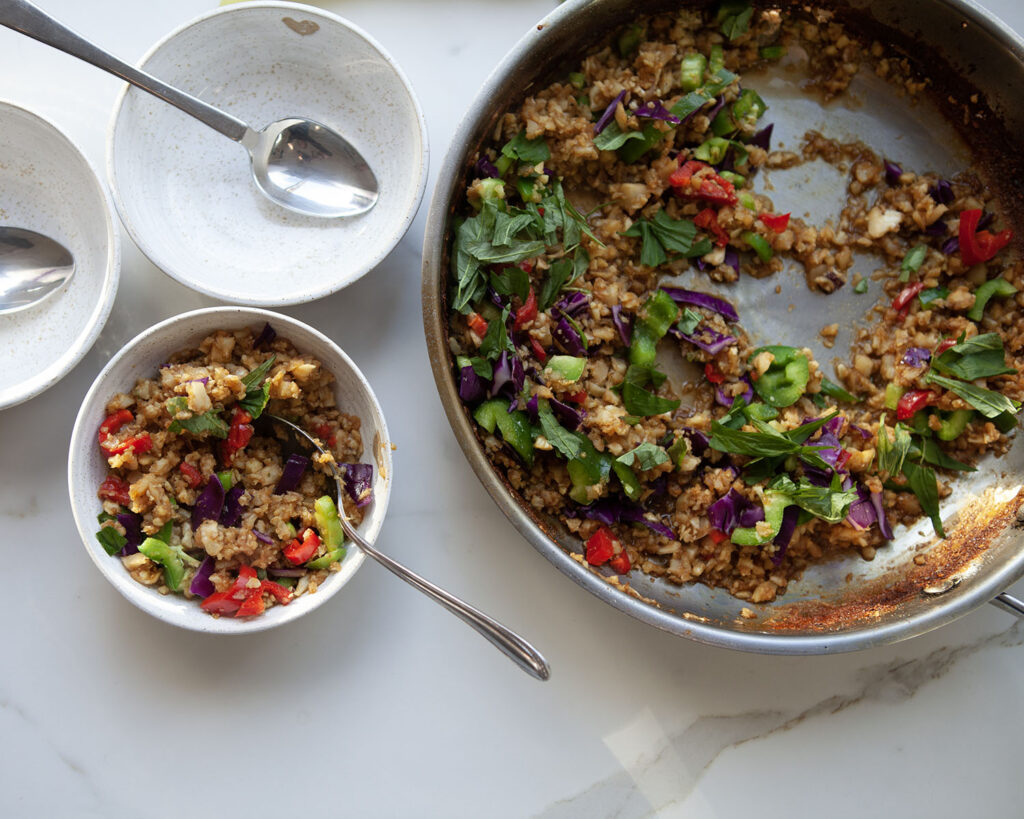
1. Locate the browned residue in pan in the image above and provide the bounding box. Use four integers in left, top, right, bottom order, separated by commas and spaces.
758, 485, 1024, 632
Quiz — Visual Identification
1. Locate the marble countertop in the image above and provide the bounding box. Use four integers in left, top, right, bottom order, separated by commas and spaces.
2, 1, 1022, 816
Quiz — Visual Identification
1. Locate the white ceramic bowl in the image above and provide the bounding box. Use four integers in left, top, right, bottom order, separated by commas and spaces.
68, 307, 393, 633
0, 99, 120, 410
107, 2, 427, 306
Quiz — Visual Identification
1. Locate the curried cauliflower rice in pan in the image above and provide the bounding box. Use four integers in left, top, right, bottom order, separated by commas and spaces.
94, 324, 374, 617
448, 2, 1023, 604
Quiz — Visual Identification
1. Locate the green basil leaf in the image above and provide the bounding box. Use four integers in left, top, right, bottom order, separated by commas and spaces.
925, 372, 1021, 418
616, 442, 670, 471
902, 460, 944, 537
501, 132, 550, 164
918, 438, 975, 472
479, 308, 512, 360
676, 307, 702, 335
538, 403, 584, 461
876, 422, 912, 476
717, 1, 753, 40
95, 525, 127, 556
930, 332, 1017, 380
594, 121, 648, 151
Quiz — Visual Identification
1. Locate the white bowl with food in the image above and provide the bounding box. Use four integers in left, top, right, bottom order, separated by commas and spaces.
68, 307, 392, 633
0, 99, 120, 410
107, 2, 427, 306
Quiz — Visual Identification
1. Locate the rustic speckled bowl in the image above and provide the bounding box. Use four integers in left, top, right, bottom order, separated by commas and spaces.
68, 307, 393, 634
0, 99, 119, 410
106, 2, 427, 306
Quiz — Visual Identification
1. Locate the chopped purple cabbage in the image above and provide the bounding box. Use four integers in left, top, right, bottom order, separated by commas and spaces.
941, 236, 960, 255
575, 499, 676, 540
253, 530, 274, 545
845, 484, 876, 531
634, 100, 680, 124
849, 423, 872, 440
870, 490, 894, 540
902, 347, 931, 367
924, 219, 949, 237
723, 247, 740, 274
116, 512, 142, 556
928, 179, 954, 204
594, 89, 627, 135
704, 96, 726, 124
611, 305, 632, 346
253, 322, 277, 349
489, 351, 525, 400
268, 566, 306, 577
670, 325, 737, 355
708, 488, 763, 535
883, 161, 903, 186
749, 123, 773, 151
550, 397, 584, 430
274, 454, 309, 495
342, 463, 374, 508
553, 316, 587, 356
191, 475, 225, 531
772, 505, 800, 565
189, 556, 216, 598
553, 290, 590, 318
714, 375, 754, 408
659, 286, 739, 322
525, 394, 540, 423
219, 485, 245, 528
680, 427, 709, 456
459, 364, 488, 403
475, 156, 500, 179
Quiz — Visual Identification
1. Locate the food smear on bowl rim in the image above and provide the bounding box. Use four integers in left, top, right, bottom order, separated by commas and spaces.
447, 2, 1023, 605
93, 323, 375, 617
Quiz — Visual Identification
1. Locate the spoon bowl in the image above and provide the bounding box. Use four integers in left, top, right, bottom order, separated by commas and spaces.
248, 118, 379, 218
0, 227, 74, 314
0, 0, 379, 219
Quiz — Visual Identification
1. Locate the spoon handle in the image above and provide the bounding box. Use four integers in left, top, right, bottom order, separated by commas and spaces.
347, 525, 551, 682
0, 0, 251, 142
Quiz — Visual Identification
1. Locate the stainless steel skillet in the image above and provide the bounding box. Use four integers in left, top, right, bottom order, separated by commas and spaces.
421, 0, 1024, 653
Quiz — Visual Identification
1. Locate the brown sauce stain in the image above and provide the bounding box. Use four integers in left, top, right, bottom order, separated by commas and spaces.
282, 17, 319, 36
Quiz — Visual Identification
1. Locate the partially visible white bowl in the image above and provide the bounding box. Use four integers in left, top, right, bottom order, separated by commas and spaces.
107, 2, 427, 306
0, 99, 120, 410
68, 307, 393, 633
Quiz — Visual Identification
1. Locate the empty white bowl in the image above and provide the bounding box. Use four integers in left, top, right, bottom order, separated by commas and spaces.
107, 2, 427, 306
67, 307, 393, 633
0, 99, 120, 409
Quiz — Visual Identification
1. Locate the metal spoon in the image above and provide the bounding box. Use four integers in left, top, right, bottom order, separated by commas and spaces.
0, 0, 379, 218
262, 414, 551, 682
0, 226, 74, 314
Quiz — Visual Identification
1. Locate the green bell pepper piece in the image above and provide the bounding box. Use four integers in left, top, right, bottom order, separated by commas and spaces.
742, 230, 774, 262
567, 433, 612, 504
544, 355, 586, 382
731, 491, 791, 546
967, 277, 1017, 321
936, 409, 973, 441
305, 548, 346, 570
884, 383, 905, 411
680, 53, 707, 91
314, 495, 345, 551
611, 461, 643, 501
749, 345, 810, 408
708, 44, 725, 75
139, 537, 185, 592
666, 434, 690, 469
474, 399, 535, 467
629, 289, 679, 367
694, 136, 732, 164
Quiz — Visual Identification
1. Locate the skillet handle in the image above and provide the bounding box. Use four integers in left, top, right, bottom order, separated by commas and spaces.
990, 592, 1024, 619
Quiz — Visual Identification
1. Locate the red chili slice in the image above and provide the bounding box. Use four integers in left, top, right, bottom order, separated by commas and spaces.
759, 212, 790, 233
98, 409, 133, 445
467, 312, 489, 337
513, 287, 538, 331
704, 362, 726, 384
585, 526, 618, 566
892, 282, 926, 319
529, 337, 548, 364
896, 389, 936, 421
959, 208, 1013, 267
694, 207, 730, 247
669, 160, 738, 206
98, 475, 132, 507
179, 462, 203, 488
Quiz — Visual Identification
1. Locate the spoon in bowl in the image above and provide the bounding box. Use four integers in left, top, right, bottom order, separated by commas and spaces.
0, 227, 74, 314
0, 0, 379, 218
261, 414, 551, 681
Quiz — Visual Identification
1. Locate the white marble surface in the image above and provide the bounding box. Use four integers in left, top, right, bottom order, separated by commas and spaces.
1, 1, 1023, 816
